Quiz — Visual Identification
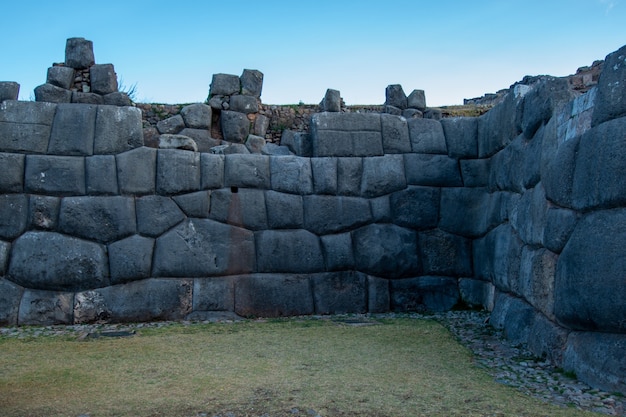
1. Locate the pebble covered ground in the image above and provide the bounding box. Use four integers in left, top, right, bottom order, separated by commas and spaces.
0, 310, 624, 416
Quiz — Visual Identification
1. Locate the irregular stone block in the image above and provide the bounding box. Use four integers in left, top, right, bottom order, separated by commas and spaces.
491, 292, 536, 346
320, 88, 341, 112
477, 93, 523, 157
361, 154, 406, 198
34, 83, 72, 103
303, 195, 372, 235
522, 77, 575, 138
159, 134, 198, 151
0, 82, 20, 101
527, 313, 569, 366
265, 190, 303, 229
103, 92, 132, 106
193, 277, 235, 311
256, 229, 324, 273
383, 105, 402, 116
337, 157, 362, 196
90, 64, 118, 95
261, 143, 291, 155
181, 103, 212, 129
136, 195, 185, 237
407, 89, 426, 110
312, 271, 366, 314
172, 191, 211, 218
407, 118, 447, 154
519, 247, 557, 319
458, 278, 494, 310
592, 44, 626, 126
543, 134, 579, 209
404, 153, 462, 187
230, 95, 258, 114
28, 195, 60, 230
441, 117, 478, 158
85, 155, 118, 195
419, 229, 472, 277
234, 274, 314, 317
0, 100, 57, 153
244, 134, 265, 154
153, 219, 255, 276
221, 110, 250, 143
472, 224, 523, 293
352, 223, 420, 278
116, 147, 157, 195
402, 108, 423, 119
156, 114, 185, 134
460, 159, 491, 187
47, 66, 74, 89
270, 156, 313, 195
0, 153, 24, 192
156, 149, 201, 195
94, 105, 143, 154
241, 69, 263, 97
72, 92, 104, 105
209, 188, 267, 230
390, 186, 440, 230
0, 278, 22, 326
321, 232, 355, 271
381, 113, 411, 153
310, 112, 382, 157
59, 196, 136, 243
9, 231, 108, 291
65, 37, 94, 69
210, 73, 240, 96
180, 128, 220, 152
108, 235, 154, 284
200, 153, 224, 189
391, 276, 459, 312
281, 130, 312, 157
439, 188, 506, 238
18, 289, 74, 325
48, 103, 97, 155
224, 154, 270, 189
311, 157, 337, 194
25, 155, 86, 195
543, 207, 579, 254
368, 275, 390, 313
369, 195, 391, 222
385, 84, 407, 109
253, 113, 270, 137
212, 143, 249, 155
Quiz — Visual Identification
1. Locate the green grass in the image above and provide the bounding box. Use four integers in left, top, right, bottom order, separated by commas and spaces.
0, 318, 598, 417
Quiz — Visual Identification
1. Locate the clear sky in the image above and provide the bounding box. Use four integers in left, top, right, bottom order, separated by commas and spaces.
2, 0, 624, 106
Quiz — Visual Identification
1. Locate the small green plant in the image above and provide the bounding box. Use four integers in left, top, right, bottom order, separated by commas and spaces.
117, 76, 138, 102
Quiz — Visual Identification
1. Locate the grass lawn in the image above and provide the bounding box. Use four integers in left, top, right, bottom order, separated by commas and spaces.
0, 318, 599, 417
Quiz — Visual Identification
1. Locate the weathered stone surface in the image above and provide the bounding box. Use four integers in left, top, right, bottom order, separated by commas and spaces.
407, 89, 426, 110
90, 64, 118, 95
390, 186, 440, 230
19, 289, 73, 325
59, 196, 136, 243
460, 159, 491, 188
404, 153, 462, 187
592, 44, 626, 126
383, 105, 402, 116
519, 246, 557, 319
473, 224, 523, 293
402, 108, 423, 119
209, 188, 268, 230
477, 93, 523, 157
543, 134, 579, 208
193, 277, 235, 312
0, 100, 56, 153
224, 154, 270, 189
270, 156, 313, 195
265, 190, 303, 229
441, 117, 478, 158
25, 155, 85, 195
0, 153, 24, 192
361, 154, 406, 198
244, 134, 265, 154
234, 274, 314, 317
28, 195, 60, 230
522, 77, 575, 138
352, 224, 419, 278
321, 232, 355, 271
320, 89, 341, 112
156, 149, 201, 195
303, 195, 371, 235
102, 92, 132, 106
72, 92, 104, 105
179, 128, 219, 152
391, 276, 459, 312
47, 103, 97, 155
256, 229, 324, 273
337, 157, 362, 196
108, 235, 154, 284
407, 118, 447, 154
439, 188, 506, 238
0, 278, 22, 326
261, 143, 292, 156
94, 105, 143, 154
555, 208, 626, 333
312, 271, 366, 314
9, 231, 108, 291
0, 82, 20, 101
385, 84, 407, 109
230, 95, 258, 114
513, 184, 548, 246
419, 229, 472, 277
311, 157, 337, 194
136, 195, 185, 237
221, 111, 251, 143
116, 147, 157, 195
527, 313, 569, 366
157, 114, 185, 135
201, 153, 224, 189
281, 130, 312, 157
380, 113, 411, 153
65, 37, 94, 69
181, 103, 212, 129
543, 207, 579, 254
34, 83, 72, 103
240, 69, 263, 97
172, 191, 211, 218
458, 278, 494, 310
74, 279, 192, 323
210, 74, 240, 96
0, 240, 9, 275
47, 66, 74, 89
310, 112, 382, 157
368, 276, 390, 313
369, 195, 391, 222
85, 155, 118, 195
490, 292, 536, 347
253, 113, 270, 137
153, 219, 255, 276
211, 143, 250, 155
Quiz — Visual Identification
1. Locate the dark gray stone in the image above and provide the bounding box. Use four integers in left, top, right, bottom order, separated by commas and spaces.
423, 109, 442, 120
211, 143, 249, 155
441, 117, 478, 158
0, 240, 9, 275
94, 105, 143, 154
116, 147, 157, 195
25, 155, 86, 195
224, 154, 270, 189
0, 153, 24, 192
253, 114, 270, 137
221, 111, 251, 143
472, 224, 523, 292
407, 89, 426, 110
181, 103, 212, 129
543, 207, 579, 254
477, 93, 523, 157
200, 153, 224, 189
320, 88, 341, 112
261, 143, 292, 156
321, 232, 355, 271
240, 69, 263, 98
391, 276, 459, 312
34, 83, 72, 103
28, 195, 60, 230
369, 195, 391, 222
593, 44, 626, 126
527, 313, 569, 366
513, 184, 548, 246
281, 130, 312, 157
9, 231, 108, 291
312, 272, 366, 314
488, 131, 543, 193
193, 277, 235, 311
0, 100, 56, 153
256, 229, 324, 273
368, 276, 390, 313
74, 279, 192, 323
210, 74, 240, 96
265, 190, 303, 229
153, 219, 255, 276
303, 195, 371, 235
156, 149, 201, 195
18, 289, 73, 325
270, 156, 313, 194
555, 208, 626, 333
361, 154, 406, 198
86, 155, 118, 195
402, 108, 423, 119
407, 118, 447, 154
235, 274, 314, 318
439, 188, 506, 238
48, 103, 97, 155
390, 186, 440, 230
65, 37, 94, 69
180, 128, 220, 152
102, 92, 132, 106
311, 157, 337, 194
491, 292, 536, 347
381, 114, 411, 153
337, 157, 362, 196
230, 95, 258, 114
47, 66, 74, 89
458, 278, 494, 310
0, 82, 20, 101
159, 134, 197, 151
90, 64, 118, 95
519, 246, 557, 319
460, 159, 491, 188
352, 223, 420, 278
385, 84, 407, 109
72, 92, 104, 105
404, 153, 462, 187
136, 195, 185, 237
0, 278, 22, 326
310, 112, 382, 157
543, 135, 579, 209
156, 114, 185, 135
108, 235, 154, 284
383, 105, 402, 116
522, 77, 575, 138
418, 229, 472, 277
59, 196, 136, 243
172, 191, 211, 218
209, 188, 268, 230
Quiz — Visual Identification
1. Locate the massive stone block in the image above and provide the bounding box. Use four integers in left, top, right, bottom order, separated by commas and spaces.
85, 155, 118, 195
407, 118, 447, 154
490, 292, 536, 347
473, 224, 523, 293
193, 277, 235, 312
34, 83, 72, 103
234, 274, 314, 317
156, 149, 201, 195
136, 195, 185, 237
116, 147, 157, 195
521, 77, 575, 138
542, 207, 579, 254
513, 184, 548, 246
390, 186, 440, 230
380, 114, 411, 153
543, 134, 579, 208
48, 103, 97, 155
439, 188, 505, 238
0, 153, 24, 192
527, 312, 569, 366
209, 188, 268, 230
404, 153, 462, 187
418, 229, 472, 277
19, 289, 74, 325
303, 195, 372, 235
65, 37, 94, 69
519, 246, 557, 319
312, 271, 367, 314
157, 115, 185, 135
28, 195, 60, 230
94, 105, 143, 154
25, 155, 86, 195
230, 95, 258, 114
255, 229, 324, 273
368, 276, 390, 313
310, 112, 382, 157
8, 231, 108, 291
360, 154, 406, 198
352, 223, 420, 278
265, 190, 303, 229
337, 157, 362, 196
555, 208, 626, 333
210, 74, 240, 96
385, 84, 407, 109
0, 82, 20, 101
477, 92, 523, 157
0, 100, 56, 153
224, 154, 270, 189
153, 219, 255, 277
172, 191, 211, 218
391, 276, 459, 312
0, 194, 28, 240
241, 69, 263, 98
441, 117, 478, 158
270, 156, 313, 195
181, 103, 212, 129
90, 64, 118, 95
108, 235, 154, 284
47, 66, 74, 90
201, 153, 224, 189
311, 157, 337, 194
221, 111, 250, 143
0, 278, 22, 326
321, 232, 355, 271
592, 44, 626, 126
460, 158, 491, 188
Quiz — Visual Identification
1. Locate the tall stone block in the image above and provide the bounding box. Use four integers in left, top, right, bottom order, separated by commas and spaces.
90, 64, 118, 95
381, 113, 411, 153
94, 105, 143, 154
108, 235, 155, 285
48, 103, 97, 155
116, 147, 157, 195
592, 44, 626, 126
0, 194, 28, 240
0, 153, 25, 192
65, 37, 95, 69
0, 100, 56, 153
240, 69, 263, 98
360, 154, 406, 198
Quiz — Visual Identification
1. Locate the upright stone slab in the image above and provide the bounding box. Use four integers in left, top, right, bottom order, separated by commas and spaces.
320, 232, 355, 271
385, 84, 407, 109
48, 103, 97, 155
407, 89, 426, 110
0, 279, 22, 326
0, 82, 20, 101
337, 157, 362, 196
0, 153, 24, 192
200, 153, 224, 189
320, 88, 341, 112
240, 69, 263, 97
90, 64, 118, 95
86, 155, 118, 195
592, 44, 626, 126
255, 229, 324, 273
65, 37, 95, 69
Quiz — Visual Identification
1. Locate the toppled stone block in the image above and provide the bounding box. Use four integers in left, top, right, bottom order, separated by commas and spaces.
65, 37, 95, 69
385, 84, 407, 109
47, 66, 74, 89
0, 82, 19, 101
90, 64, 118, 95
253, 113, 270, 137
240, 69, 263, 97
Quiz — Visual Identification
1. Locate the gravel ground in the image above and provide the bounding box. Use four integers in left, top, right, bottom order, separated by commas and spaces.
1, 310, 624, 416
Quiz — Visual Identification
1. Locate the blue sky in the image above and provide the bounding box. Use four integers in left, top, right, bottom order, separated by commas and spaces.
2, 0, 624, 106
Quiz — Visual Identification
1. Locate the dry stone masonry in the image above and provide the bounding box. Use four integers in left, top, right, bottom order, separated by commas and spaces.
1, 38, 626, 396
